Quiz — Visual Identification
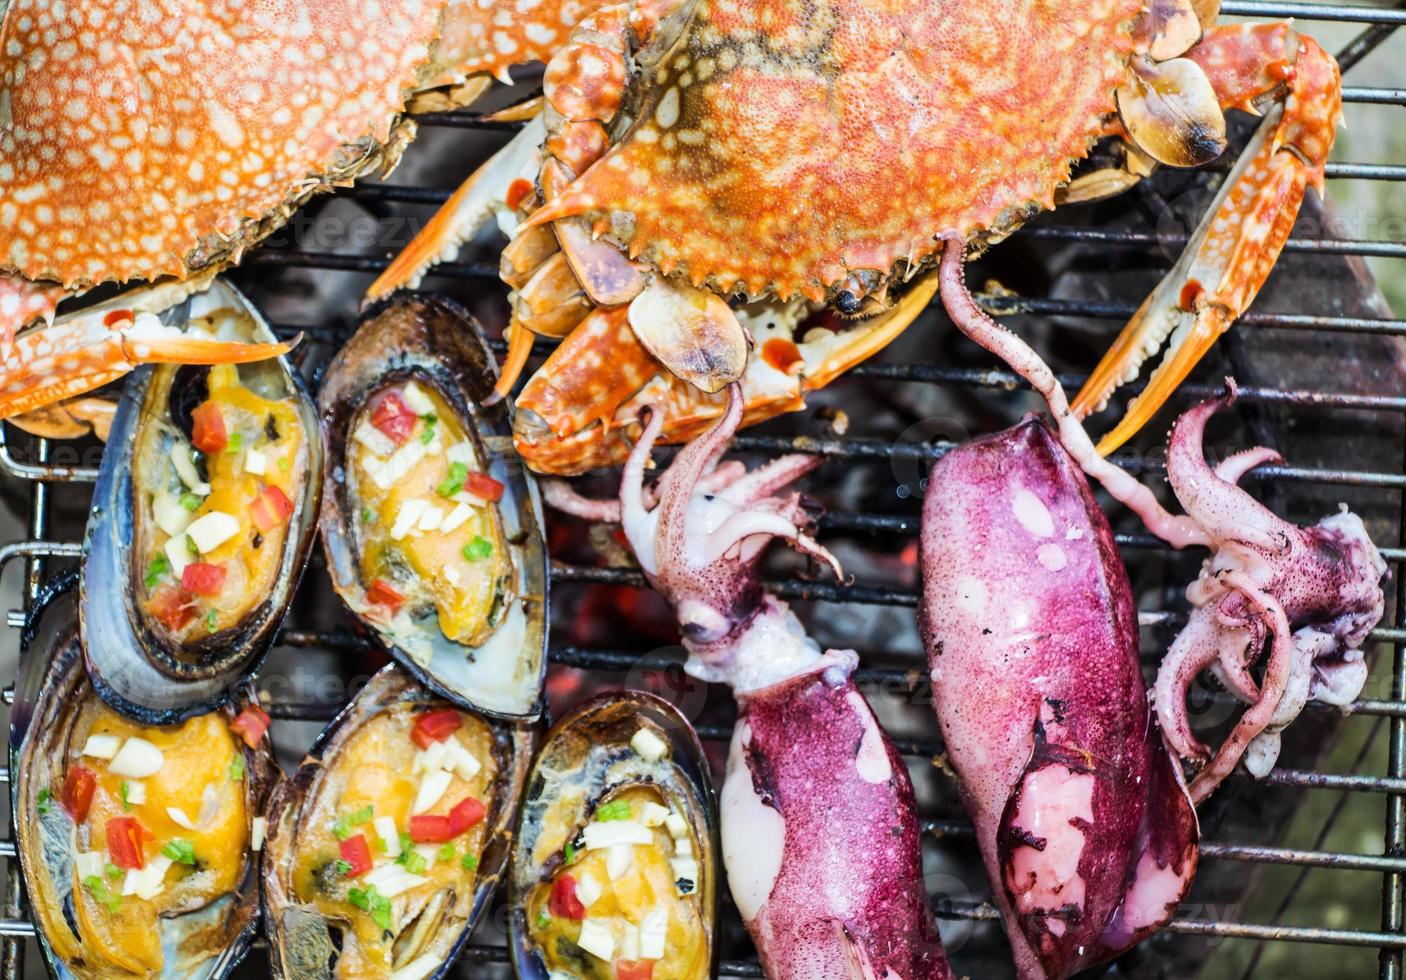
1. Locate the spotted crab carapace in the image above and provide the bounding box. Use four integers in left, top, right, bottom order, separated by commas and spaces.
0, 0, 610, 424
375, 0, 1340, 475
545, 385, 952, 979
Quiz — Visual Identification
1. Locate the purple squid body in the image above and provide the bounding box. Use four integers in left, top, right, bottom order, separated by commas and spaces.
919, 419, 1198, 980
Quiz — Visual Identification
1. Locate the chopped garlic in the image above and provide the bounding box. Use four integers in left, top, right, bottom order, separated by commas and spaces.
673, 834, 693, 857
374, 869, 427, 899
170, 445, 210, 495
400, 381, 436, 416
445, 441, 473, 465
186, 511, 240, 553
620, 923, 641, 960
125, 781, 146, 805
152, 491, 194, 537
671, 858, 699, 886
443, 736, 482, 781
413, 769, 453, 815
74, 851, 104, 880
664, 812, 689, 838
439, 503, 472, 535
108, 738, 164, 778
607, 843, 634, 881
129, 855, 174, 900
81, 734, 122, 760
373, 440, 427, 490
640, 907, 668, 959
575, 919, 616, 961
416, 504, 445, 532
416, 739, 449, 774
575, 871, 603, 908
121, 869, 141, 897
630, 728, 668, 762
197, 783, 220, 829
374, 816, 401, 857
242, 448, 268, 476
452, 489, 490, 508
164, 535, 194, 576
582, 820, 652, 851
640, 802, 669, 828
389, 953, 443, 980
354, 420, 398, 457
166, 806, 197, 830
444, 566, 462, 586
251, 817, 267, 852
391, 498, 429, 540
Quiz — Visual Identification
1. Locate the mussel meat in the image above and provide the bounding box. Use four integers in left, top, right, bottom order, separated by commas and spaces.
319, 294, 547, 718
12, 579, 278, 979
82, 279, 323, 723
509, 692, 718, 980
262, 664, 533, 979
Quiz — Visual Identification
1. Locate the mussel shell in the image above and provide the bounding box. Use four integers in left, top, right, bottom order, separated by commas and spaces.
81, 279, 323, 724
261, 664, 535, 980
11, 575, 279, 980
509, 692, 720, 980
318, 293, 548, 719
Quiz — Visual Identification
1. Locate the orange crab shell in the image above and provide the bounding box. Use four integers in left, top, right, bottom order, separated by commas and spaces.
0, 0, 450, 289
534, 0, 1144, 303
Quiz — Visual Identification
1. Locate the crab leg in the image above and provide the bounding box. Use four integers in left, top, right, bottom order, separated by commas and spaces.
0, 297, 294, 421
1071, 23, 1341, 453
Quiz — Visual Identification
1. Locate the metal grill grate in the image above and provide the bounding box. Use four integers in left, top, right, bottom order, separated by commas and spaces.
3, 2, 1406, 977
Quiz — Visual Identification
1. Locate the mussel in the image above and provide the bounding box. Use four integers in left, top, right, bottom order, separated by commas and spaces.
319, 293, 548, 718
82, 279, 323, 723
12, 577, 279, 979
262, 664, 533, 979
509, 693, 718, 980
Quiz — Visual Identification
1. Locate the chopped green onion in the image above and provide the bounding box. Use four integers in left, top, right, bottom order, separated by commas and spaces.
462, 536, 493, 562
205, 608, 218, 633
119, 781, 131, 811
332, 805, 374, 840
436, 462, 468, 498
180, 492, 202, 512
535, 907, 551, 929
419, 415, 438, 445
83, 875, 121, 912
564, 842, 576, 865
349, 886, 392, 930
225, 432, 243, 455
186, 535, 198, 556
361, 507, 374, 523
398, 832, 413, 855
277, 456, 290, 473
144, 556, 171, 590
37, 788, 51, 815
105, 862, 121, 880
398, 849, 428, 874
461, 852, 479, 872
162, 839, 197, 866
595, 800, 631, 822
228, 756, 245, 782
334, 859, 352, 875
437, 843, 456, 862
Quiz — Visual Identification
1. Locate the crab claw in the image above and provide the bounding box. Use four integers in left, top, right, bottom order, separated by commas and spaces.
0, 275, 69, 343
0, 282, 296, 421
627, 279, 749, 394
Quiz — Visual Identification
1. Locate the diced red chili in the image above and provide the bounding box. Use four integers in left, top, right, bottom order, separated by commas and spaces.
60, 766, 96, 823
191, 402, 228, 453
448, 796, 485, 836
338, 834, 373, 878
548, 874, 586, 920
148, 585, 197, 632
761, 337, 804, 375
106, 816, 151, 870
250, 485, 295, 534
229, 705, 272, 749
461, 472, 504, 503
366, 578, 405, 616
411, 709, 462, 749
615, 961, 654, 980
407, 814, 455, 844
181, 562, 227, 596
505, 177, 534, 211
370, 391, 417, 444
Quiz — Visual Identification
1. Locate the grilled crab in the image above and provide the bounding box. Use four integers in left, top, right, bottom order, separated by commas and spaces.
376, 0, 1340, 475
0, 0, 609, 426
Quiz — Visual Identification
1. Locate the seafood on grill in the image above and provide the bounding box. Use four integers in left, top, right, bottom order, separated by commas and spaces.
546, 386, 952, 979
0, 0, 614, 421
12, 583, 279, 979
1152, 384, 1386, 802
377, 0, 1341, 474
81, 280, 322, 724
262, 665, 533, 979
920, 419, 1199, 980
319, 294, 548, 718
934, 240, 1387, 805
508, 692, 717, 980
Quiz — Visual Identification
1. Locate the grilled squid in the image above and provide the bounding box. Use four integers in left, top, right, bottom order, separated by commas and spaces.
546, 384, 951, 980
920, 419, 1199, 980
1152, 384, 1386, 802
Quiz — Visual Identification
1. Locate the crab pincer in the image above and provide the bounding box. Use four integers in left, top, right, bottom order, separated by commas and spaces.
547, 386, 951, 979
920, 419, 1199, 980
